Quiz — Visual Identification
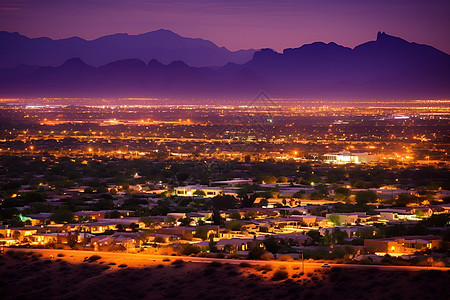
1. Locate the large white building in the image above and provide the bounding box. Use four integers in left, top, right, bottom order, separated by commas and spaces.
323, 151, 377, 164
174, 185, 222, 198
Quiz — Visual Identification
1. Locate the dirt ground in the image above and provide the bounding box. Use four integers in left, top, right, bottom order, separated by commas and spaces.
0, 250, 448, 300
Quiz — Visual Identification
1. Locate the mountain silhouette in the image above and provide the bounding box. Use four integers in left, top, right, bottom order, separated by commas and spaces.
0, 29, 256, 68
0, 32, 449, 100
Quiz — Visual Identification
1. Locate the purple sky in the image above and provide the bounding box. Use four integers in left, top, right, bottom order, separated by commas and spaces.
1, 0, 449, 53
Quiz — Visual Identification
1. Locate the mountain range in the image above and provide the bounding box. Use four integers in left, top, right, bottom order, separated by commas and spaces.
0, 31, 449, 100
0, 29, 255, 68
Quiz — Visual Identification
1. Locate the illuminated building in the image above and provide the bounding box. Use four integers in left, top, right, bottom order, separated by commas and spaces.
174, 185, 222, 197
323, 151, 377, 164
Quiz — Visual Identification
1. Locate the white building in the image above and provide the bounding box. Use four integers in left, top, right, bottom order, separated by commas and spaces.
174, 185, 222, 198
323, 151, 377, 164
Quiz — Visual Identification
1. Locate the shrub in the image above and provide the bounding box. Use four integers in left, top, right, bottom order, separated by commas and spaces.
272, 270, 288, 281
196, 252, 213, 258
171, 259, 184, 266
278, 255, 294, 261
260, 253, 272, 261
118, 264, 127, 268
239, 262, 251, 268
179, 244, 201, 255
226, 253, 240, 259
208, 261, 222, 268
7, 251, 31, 260
247, 246, 266, 260
256, 264, 273, 272
87, 255, 102, 262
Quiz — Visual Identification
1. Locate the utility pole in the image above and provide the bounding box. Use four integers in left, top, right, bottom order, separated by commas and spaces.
301, 251, 304, 273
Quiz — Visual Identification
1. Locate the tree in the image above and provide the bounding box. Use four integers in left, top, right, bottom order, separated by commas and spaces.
166, 216, 177, 225
226, 220, 243, 231
259, 198, 269, 207
179, 244, 201, 255
306, 230, 321, 244
96, 186, 108, 194
335, 187, 350, 196
181, 232, 193, 240
67, 232, 78, 248
356, 227, 378, 239
315, 184, 329, 197
140, 217, 156, 227
92, 199, 115, 210
330, 247, 347, 259
278, 176, 288, 183
193, 190, 206, 197
194, 227, 209, 240
240, 194, 256, 208
355, 191, 378, 204
328, 214, 341, 226
84, 187, 94, 194
179, 217, 193, 227
293, 190, 305, 198
50, 206, 74, 224
10, 216, 24, 227
331, 228, 348, 244
263, 236, 280, 255
212, 209, 223, 226
109, 210, 120, 219
212, 195, 238, 210
208, 233, 217, 252
322, 230, 333, 246
352, 180, 368, 189
334, 187, 350, 202
309, 192, 322, 200
394, 194, 418, 206
421, 214, 449, 227
130, 222, 139, 232
154, 236, 165, 243
244, 210, 257, 219
229, 212, 241, 220
259, 174, 277, 184
247, 246, 266, 260
24, 191, 46, 203
279, 209, 289, 217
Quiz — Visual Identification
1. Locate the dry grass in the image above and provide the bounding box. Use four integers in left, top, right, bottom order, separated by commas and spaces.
0, 251, 449, 300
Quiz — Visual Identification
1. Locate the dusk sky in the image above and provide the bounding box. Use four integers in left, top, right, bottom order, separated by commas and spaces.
1, 0, 450, 53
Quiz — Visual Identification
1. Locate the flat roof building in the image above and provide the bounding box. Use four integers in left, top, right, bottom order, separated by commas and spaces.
323, 151, 377, 164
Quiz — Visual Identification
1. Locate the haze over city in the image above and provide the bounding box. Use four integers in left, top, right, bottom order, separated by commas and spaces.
0, 1, 449, 300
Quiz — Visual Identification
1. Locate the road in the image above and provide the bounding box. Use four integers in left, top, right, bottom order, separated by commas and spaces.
7, 248, 448, 272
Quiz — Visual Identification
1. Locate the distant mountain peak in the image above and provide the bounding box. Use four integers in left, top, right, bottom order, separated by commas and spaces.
151, 28, 179, 35
62, 57, 87, 66
148, 59, 164, 67
376, 31, 408, 44
376, 31, 386, 41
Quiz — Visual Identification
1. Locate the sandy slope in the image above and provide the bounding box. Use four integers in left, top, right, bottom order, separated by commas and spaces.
1, 249, 449, 300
